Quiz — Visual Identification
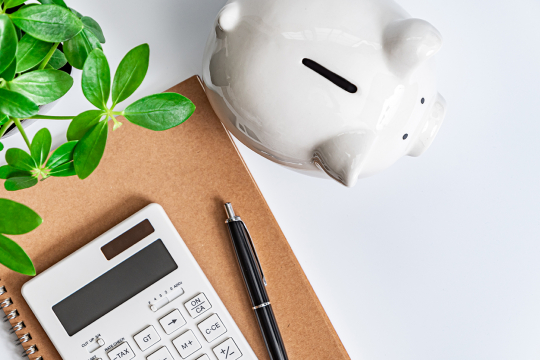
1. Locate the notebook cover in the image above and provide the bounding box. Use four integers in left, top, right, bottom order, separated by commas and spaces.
0, 76, 350, 360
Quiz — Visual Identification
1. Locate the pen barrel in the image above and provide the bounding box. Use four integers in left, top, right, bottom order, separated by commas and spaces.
226, 221, 269, 305
254, 305, 289, 360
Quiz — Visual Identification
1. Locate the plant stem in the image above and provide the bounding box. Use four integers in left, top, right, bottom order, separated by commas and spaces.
0, 120, 14, 138
13, 118, 31, 150
28, 115, 75, 120
111, 111, 124, 115
38, 42, 60, 70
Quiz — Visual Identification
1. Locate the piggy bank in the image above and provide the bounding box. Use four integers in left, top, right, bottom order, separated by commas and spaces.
202, 0, 446, 187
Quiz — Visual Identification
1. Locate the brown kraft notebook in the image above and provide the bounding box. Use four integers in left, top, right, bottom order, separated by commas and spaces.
0, 76, 350, 360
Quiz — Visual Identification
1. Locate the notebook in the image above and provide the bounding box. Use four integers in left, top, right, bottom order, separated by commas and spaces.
0, 76, 350, 360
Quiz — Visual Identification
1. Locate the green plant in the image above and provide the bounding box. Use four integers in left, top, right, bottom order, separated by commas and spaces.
0, 198, 41, 275
0, 0, 195, 275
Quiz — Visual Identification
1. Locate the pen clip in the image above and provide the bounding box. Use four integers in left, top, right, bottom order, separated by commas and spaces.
242, 222, 267, 286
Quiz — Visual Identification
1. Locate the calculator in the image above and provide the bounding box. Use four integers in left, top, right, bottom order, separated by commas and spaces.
22, 203, 258, 360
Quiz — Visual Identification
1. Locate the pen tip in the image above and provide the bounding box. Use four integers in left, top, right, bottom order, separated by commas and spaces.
224, 202, 235, 219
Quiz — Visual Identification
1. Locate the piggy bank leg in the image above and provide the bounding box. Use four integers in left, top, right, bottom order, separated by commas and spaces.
312, 131, 375, 187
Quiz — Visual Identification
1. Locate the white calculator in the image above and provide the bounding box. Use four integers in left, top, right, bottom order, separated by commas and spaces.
22, 203, 258, 360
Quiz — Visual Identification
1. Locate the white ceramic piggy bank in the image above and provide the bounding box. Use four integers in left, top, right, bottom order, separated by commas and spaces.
202, 0, 446, 187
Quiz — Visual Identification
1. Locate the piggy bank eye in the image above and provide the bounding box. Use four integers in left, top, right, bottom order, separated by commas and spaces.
302, 58, 357, 94
403, 134, 408, 140
421, 97, 425, 104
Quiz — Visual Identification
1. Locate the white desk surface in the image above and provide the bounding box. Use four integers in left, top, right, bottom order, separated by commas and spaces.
2, 1, 540, 359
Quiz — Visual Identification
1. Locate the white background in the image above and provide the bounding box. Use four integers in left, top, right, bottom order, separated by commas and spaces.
2, 1, 540, 359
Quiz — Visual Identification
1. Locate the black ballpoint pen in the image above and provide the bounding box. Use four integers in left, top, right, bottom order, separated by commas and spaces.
224, 203, 289, 360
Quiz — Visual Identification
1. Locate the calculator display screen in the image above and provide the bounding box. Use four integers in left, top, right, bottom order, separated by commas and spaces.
52, 239, 178, 336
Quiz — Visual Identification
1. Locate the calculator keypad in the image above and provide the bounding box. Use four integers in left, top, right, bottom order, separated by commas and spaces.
172, 330, 202, 358
134, 325, 161, 351
159, 309, 187, 335
146, 346, 174, 360
107, 342, 136, 360
213, 338, 242, 360
184, 293, 212, 318
124, 292, 240, 360
197, 314, 227, 343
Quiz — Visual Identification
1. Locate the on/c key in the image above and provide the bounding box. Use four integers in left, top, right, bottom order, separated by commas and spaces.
184, 293, 212, 318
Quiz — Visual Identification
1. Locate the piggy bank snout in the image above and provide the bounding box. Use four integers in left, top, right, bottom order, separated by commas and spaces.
313, 131, 375, 187
408, 93, 447, 157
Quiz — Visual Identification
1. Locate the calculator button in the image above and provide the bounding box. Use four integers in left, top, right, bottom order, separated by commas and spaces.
197, 314, 227, 342
159, 309, 187, 335
213, 338, 242, 360
195, 355, 210, 360
107, 342, 136, 360
147, 346, 175, 360
172, 330, 202, 358
184, 293, 212, 318
134, 325, 161, 351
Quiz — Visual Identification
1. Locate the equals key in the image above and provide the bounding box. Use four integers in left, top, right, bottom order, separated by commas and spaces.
184, 293, 212, 318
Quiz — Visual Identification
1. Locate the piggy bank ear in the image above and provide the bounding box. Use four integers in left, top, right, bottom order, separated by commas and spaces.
408, 93, 446, 157
217, 2, 241, 32
313, 131, 375, 187
384, 19, 442, 76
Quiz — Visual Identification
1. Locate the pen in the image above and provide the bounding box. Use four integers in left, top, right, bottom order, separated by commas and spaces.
224, 203, 289, 360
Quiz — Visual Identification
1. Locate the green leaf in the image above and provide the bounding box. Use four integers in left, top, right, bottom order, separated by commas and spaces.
6, 170, 33, 179
30, 128, 52, 166
81, 48, 110, 110
0, 234, 36, 276
69, 7, 82, 18
0, 57, 16, 81
0, 88, 39, 118
73, 120, 108, 179
63, 28, 101, 70
0, 198, 42, 235
48, 48, 67, 69
81, 16, 105, 43
112, 44, 149, 106
15, 33, 52, 73
5, 148, 37, 171
38, 0, 68, 8
124, 93, 196, 131
0, 142, 3, 151
45, 140, 77, 168
3, 0, 26, 10
0, 165, 13, 179
49, 161, 75, 177
66, 109, 104, 141
14, 23, 22, 41
0, 165, 33, 180
0, 165, 31, 179
10, 5, 83, 42
8, 69, 74, 105
0, 112, 8, 125
0, 14, 17, 75
4, 175, 38, 191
